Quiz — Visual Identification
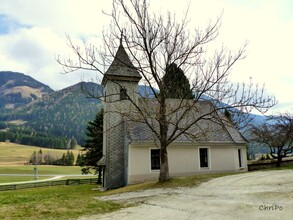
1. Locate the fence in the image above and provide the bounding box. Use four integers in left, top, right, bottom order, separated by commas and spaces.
0, 178, 99, 192
248, 159, 293, 171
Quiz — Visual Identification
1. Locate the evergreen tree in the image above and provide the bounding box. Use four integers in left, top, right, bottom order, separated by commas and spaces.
76, 153, 86, 166
61, 153, 66, 165
162, 63, 194, 99
76, 153, 84, 166
67, 151, 75, 166
81, 109, 103, 175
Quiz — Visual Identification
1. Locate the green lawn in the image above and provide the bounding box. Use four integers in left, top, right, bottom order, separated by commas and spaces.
0, 165, 82, 175
0, 184, 124, 220
0, 142, 87, 184
0, 172, 237, 219
0, 166, 85, 184
0, 176, 48, 183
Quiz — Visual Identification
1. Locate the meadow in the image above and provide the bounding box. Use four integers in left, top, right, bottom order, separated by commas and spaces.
0, 166, 84, 183
0, 142, 81, 165
0, 173, 236, 220
0, 142, 85, 183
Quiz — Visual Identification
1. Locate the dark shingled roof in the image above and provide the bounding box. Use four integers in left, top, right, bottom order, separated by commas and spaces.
102, 43, 142, 85
125, 99, 247, 145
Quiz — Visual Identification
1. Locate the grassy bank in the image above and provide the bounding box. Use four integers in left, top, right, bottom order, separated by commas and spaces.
0, 172, 235, 219
0, 184, 123, 220
103, 172, 238, 195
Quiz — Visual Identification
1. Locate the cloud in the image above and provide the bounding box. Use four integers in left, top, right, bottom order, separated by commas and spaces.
217, 1, 293, 111
0, 0, 112, 37
0, 0, 111, 90
0, 0, 292, 112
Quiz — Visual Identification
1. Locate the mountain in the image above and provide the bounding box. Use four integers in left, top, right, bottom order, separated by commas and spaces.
0, 79, 103, 146
0, 71, 54, 110
0, 71, 268, 150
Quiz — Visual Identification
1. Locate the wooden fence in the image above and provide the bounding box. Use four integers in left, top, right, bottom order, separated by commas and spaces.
248, 159, 293, 171
0, 178, 99, 191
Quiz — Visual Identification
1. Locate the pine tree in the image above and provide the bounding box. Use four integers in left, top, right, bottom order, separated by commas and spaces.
69, 151, 75, 166
61, 153, 66, 166
76, 153, 84, 166
81, 109, 103, 175
162, 63, 194, 99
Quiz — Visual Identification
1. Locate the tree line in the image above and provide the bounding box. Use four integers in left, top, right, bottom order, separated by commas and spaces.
29, 149, 76, 166
0, 124, 74, 149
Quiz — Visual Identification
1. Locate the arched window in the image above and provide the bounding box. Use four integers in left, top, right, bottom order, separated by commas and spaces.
120, 88, 128, 100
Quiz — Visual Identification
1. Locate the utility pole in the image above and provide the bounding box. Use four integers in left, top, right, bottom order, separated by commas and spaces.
34, 155, 38, 180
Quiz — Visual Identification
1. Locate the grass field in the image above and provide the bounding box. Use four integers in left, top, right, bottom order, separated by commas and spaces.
0, 165, 85, 183
0, 184, 123, 220
0, 142, 86, 184
0, 165, 82, 175
0, 172, 236, 220
0, 142, 81, 165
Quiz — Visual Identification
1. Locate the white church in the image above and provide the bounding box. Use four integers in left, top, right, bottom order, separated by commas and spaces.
101, 42, 248, 189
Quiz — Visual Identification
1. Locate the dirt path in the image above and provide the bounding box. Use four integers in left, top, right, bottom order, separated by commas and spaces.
81, 170, 293, 220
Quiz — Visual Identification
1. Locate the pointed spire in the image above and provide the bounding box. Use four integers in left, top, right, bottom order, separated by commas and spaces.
102, 35, 142, 85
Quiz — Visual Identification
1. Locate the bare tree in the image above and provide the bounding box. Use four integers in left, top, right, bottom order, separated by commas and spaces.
252, 114, 293, 167
57, 0, 276, 182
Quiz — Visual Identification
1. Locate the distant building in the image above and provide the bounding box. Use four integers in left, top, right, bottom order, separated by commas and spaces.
101, 42, 248, 189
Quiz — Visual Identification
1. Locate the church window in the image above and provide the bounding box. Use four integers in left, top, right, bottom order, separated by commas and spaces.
120, 88, 128, 100
238, 149, 242, 167
151, 149, 160, 170
199, 148, 209, 168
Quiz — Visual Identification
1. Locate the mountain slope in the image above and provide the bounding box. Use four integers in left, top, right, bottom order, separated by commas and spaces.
0, 71, 54, 109
1, 82, 103, 145
0, 71, 268, 149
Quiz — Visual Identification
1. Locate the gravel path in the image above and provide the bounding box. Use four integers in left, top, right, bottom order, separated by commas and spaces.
80, 170, 293, 220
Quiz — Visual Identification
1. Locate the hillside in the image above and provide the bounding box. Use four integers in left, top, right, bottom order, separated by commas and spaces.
0, 142, 81, 165
0, 81, 103, 146
0, 71, 54, 110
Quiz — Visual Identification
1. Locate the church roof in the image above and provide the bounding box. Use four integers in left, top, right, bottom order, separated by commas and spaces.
102, 43, 142, 85
125, 99, 247, 145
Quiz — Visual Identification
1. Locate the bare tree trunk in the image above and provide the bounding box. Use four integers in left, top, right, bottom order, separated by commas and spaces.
158, 94, 170, 182
159, 145, 170, 182
276, 153, 282, 167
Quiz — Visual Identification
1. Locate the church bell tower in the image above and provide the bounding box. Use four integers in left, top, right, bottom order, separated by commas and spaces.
102, 41, 141, 189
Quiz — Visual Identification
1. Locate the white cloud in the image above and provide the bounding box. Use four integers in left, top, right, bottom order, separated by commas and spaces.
217, 1, 293, 113
0, 0, 292, 113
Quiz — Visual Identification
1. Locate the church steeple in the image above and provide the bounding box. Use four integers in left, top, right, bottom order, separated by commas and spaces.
102, 38, 141, 189
102, 39, 141, 86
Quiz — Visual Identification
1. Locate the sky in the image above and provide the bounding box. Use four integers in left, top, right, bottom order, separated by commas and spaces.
0, 0, 292, 114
